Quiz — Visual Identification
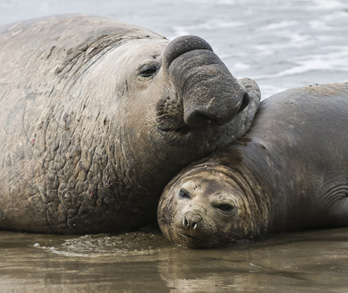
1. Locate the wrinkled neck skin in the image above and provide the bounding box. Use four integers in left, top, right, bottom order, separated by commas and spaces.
215, 165, 270, 242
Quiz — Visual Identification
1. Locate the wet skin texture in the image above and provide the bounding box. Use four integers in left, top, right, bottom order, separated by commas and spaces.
0, 15, 261, 234
158, 82, 348, 248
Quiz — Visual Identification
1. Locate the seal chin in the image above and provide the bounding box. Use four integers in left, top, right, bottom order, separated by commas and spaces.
176, 232, 205, 248
174, 227, 217, 248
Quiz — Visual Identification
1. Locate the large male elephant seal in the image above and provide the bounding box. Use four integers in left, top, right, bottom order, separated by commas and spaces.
0, 15, 260, 234
158, 82, 348, 248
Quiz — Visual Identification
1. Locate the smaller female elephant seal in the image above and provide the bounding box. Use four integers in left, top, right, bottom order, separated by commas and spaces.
158, 82, 348, 248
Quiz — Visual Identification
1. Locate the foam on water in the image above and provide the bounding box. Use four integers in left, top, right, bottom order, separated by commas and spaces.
254, 49, 348, 80
33, 232, 170, 258
258, 20, 299, 31
171, 19, 245, 38
307, 0, 348, 10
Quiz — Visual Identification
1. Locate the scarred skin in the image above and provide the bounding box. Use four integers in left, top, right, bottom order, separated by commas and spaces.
158, 83, 348, 248
0, 15, 260, 234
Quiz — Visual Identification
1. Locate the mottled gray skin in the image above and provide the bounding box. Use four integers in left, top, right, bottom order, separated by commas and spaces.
0, 15, 260, 234
158, 83, 348, 248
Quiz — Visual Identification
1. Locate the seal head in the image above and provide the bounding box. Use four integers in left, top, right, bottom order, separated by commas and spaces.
158, 165, 259, 248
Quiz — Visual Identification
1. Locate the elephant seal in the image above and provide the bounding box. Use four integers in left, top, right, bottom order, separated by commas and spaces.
0, 15, 260, 234
158, 82, 348, 248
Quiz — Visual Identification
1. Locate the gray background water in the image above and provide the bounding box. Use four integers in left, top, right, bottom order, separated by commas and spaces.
0, 0, 348, 292
1, 0, 347, 98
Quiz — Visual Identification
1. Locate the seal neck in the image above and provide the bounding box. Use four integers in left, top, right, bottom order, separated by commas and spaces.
223, 164, 272, 239
232, 140, 297, 234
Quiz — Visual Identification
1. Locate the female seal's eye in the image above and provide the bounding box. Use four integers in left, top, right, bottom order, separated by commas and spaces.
216, 203, 234, 212
179, 188, 190, 199
139, 65, 158, 77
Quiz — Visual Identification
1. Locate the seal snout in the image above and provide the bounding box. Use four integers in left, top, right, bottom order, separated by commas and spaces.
163, 35, 247, 130
182, 211, 202, 231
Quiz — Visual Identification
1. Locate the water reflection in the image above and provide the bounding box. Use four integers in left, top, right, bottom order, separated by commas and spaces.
157, 230, 348, 292
1, 228, 348, 292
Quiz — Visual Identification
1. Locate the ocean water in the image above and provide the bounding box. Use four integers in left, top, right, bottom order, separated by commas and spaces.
1, 1, 348, 292
0, 0, 347, 98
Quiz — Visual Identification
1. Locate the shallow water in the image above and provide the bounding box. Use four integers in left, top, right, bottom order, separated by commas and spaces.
1, 228, 348, 292
1, 0, 348, 292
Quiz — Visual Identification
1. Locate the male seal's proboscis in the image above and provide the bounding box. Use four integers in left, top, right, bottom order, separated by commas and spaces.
158, 83, 348, 248
0, 15, 261, 234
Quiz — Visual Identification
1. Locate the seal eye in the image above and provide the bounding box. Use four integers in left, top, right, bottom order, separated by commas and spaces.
179, 188, 191, 199
139, 65, 158, 77
215, 203, 234, 213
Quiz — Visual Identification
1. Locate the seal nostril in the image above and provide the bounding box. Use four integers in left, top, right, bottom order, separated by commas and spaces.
185, 111, 212, 128
193, 222, 198, 230
183, 217, 189, 227
237, 92, 250, 114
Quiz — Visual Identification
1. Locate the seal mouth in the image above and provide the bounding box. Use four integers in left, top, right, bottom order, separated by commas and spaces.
155, 103, 192, 134
178, 232, 200, 241
156, 121, 191, 134
157, 115, 225, 135
173, 124, 192, 134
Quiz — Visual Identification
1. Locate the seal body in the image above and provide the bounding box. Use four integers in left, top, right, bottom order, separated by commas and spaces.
0, 15, 260, 234
158, 83, 348, 248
